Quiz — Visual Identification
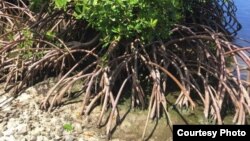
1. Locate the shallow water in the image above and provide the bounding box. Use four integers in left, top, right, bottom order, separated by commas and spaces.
232, 0, 250, 80
233, 0, 250, 46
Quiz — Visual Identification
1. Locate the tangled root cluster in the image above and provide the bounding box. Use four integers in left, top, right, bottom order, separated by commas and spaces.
0, 0, 250, 139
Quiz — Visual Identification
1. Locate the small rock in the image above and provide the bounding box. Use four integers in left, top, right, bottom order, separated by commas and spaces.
7, 118, 17, 129
16, 124, 28, 135
47, 134, 52, 140
50, 134, 55, 138
0, 131, 4, 137
74, 123, 83, 133
17, 93, 31, 102
40, 131, 49, 136
57, 131, 63, 137
13, 134, 21, 139
19, 118, 24, 124
45, 127, 52, 132
36, 136, 45, 141
30, 136, 37, 141
54, 135, 61, 141
3, 128, 15, 136
54, 112, 60, 116
45, 118, 52, 122
30, 128, 41, 136
56, 126, 64, 136
64, 135, 74, 141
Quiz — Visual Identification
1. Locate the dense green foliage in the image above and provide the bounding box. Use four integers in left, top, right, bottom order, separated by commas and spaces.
54, 0, 182, 44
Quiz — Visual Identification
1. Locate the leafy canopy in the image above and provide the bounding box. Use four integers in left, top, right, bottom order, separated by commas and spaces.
54, 0, 182, 44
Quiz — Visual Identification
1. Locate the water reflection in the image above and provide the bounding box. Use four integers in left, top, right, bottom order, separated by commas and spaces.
233, 0, 250, 46
231, 0, 250, 80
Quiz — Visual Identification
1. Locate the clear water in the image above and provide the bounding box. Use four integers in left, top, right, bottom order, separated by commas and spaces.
234, 0, 250, 46
232, 0, 250, 80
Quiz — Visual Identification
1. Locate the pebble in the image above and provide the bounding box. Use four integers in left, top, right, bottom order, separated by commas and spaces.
64, 135, 75, 141
36, 136, 45, 141
16, 124, 28, 135
3, 128, 15, 136
0, 132, 4, 137
54, 135, 61, 141
16, 93, 31, 102
56, 130, 63, 137
74, 123, 83, 133
30, 136, 37, 141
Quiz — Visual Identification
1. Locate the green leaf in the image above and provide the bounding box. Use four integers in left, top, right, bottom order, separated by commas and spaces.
93, 0, 98, 5
129, 0, 138, 5
63, 123, 73, 132
54, 0, 68, 9
111, 27, 120, 33
150, 19, 158, 28
45, 30, 56, 40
